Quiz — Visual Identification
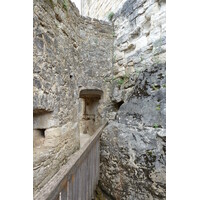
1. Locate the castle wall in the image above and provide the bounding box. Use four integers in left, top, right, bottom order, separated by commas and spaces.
33, 0, 113, 195
33, 0, 166, 198
81, 0, 127, 20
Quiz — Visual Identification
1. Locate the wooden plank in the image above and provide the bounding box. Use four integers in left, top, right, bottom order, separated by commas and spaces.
82, 159, 86, 200
78, 165, 81, 200
70, 177, 73, 200
75, 167, 79, 200
80, 159, 84, 200
72, 174, 75, 200
96, 139, 100, 185
85, 155, 89, 200
88, 146, 92, 200
60, 186, 67, 200
94, 142, 97, 186
95, 141, 98, 190
92, 144, 95, 199
67, 180, 70, 200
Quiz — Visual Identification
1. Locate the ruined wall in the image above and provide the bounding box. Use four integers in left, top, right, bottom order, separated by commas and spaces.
33, 0, 113, 195
99, 0, 166, 199
33, 0, 166, 198
81, 0, 127, 21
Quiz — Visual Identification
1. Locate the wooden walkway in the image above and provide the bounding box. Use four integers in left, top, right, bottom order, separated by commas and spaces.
34, 122, 107, 200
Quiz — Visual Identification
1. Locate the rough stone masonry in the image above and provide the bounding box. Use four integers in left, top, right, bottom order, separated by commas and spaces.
33, 0, 113, 195
33, 0, 166, 199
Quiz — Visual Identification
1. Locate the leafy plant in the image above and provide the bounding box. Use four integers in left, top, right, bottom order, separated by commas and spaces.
153, 123, 159, 128
117, 78, 124, 85
162, 84, 166, 88
63, 0, 68, 11
117, 74, 130, 85
156, 105, 160, 111
108, 12, 114, 21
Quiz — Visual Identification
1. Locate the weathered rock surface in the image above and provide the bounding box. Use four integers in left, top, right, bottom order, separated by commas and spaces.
98, 0, 166, 199
33, 0, 166, 199
100, 122, 166, 200
81, 0, 128, 21
118, 63, 166, 128
33, 0, 113, 195
100, 63, 166, 199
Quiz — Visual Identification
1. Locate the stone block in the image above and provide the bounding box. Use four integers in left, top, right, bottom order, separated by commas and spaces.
45, 127, 61, 138
33, 112, 58, 129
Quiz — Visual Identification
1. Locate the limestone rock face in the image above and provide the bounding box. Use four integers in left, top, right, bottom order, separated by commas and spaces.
100, 122, 166, 200
100, 63, 166, 200
98, 0, 166, 199
118, 63, 166, 128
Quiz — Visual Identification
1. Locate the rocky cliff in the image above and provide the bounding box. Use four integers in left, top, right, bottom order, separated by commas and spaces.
99, 0, 166, 199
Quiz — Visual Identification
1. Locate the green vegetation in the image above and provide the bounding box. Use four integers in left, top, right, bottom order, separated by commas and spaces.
156, 105, 160, 111
63, 0, 68, 11
117, 74, 129, 85
95, 186, 106, 200
46, 0, 54, 8
108, 12, 114, 21
113, 54, 116, 62
147, 150, 153, 156
162, 84, 166, 88
153, 123, 159, 128
117, 78, 125, 85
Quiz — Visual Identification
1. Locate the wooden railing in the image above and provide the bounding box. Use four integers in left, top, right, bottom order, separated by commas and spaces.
34, 122, 107, 200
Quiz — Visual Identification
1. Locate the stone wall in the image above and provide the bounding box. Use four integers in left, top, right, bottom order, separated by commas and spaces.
33, 0, 113, 195
81, 0, 127, 21
99, 0, 166, 199
33, 0, 166, 198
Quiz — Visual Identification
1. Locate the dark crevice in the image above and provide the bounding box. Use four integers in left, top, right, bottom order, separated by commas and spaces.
37, 129, 46, 138
55, 13, 62, 22
114, 101, 124, 110
61, 28, 69, 36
